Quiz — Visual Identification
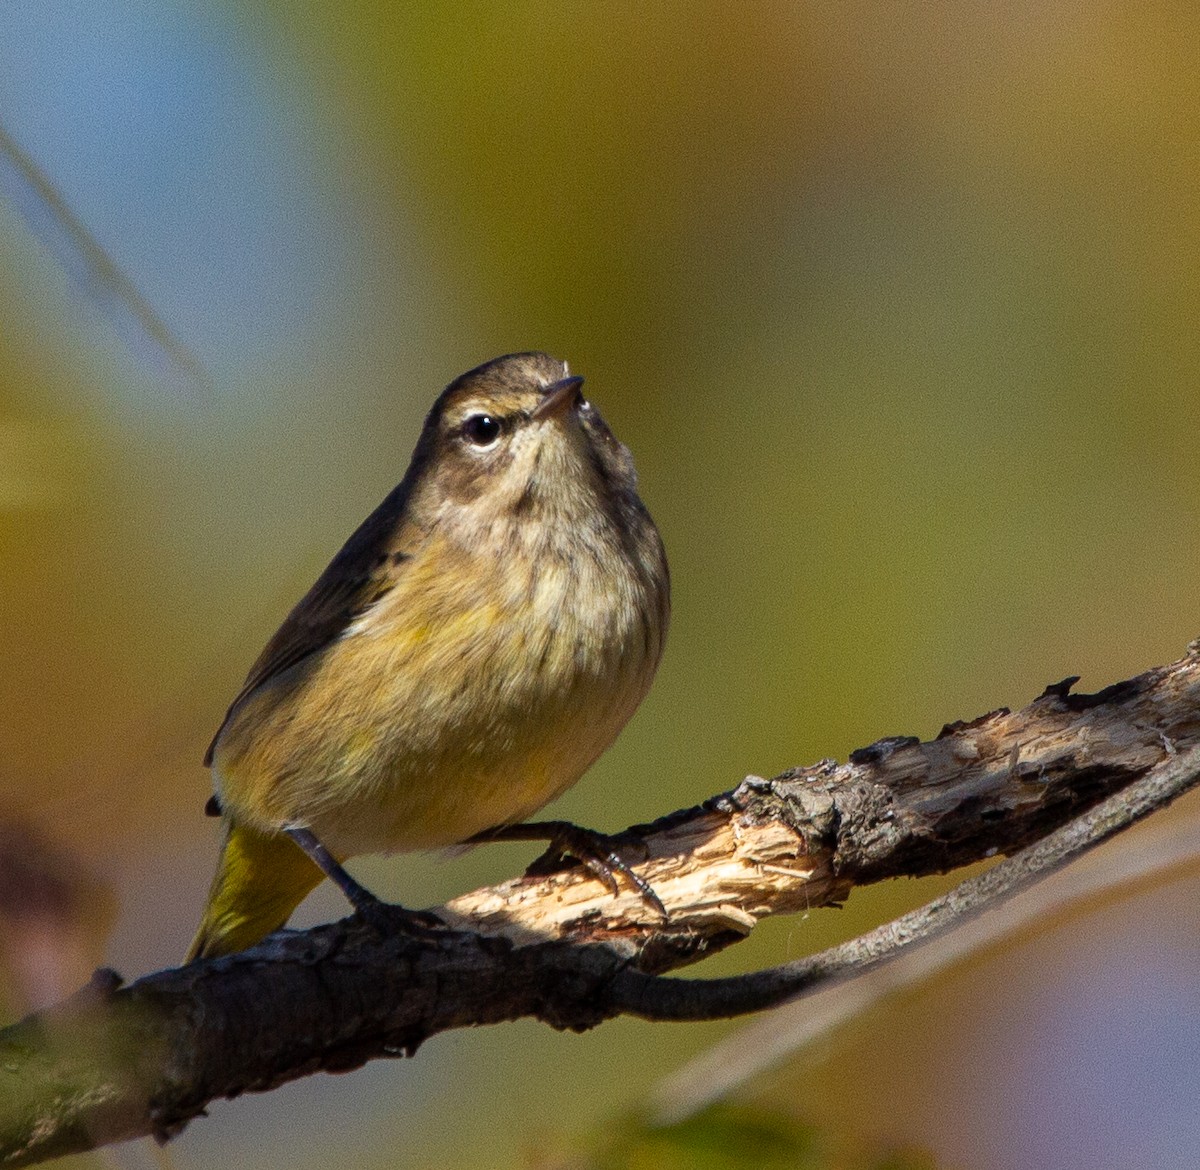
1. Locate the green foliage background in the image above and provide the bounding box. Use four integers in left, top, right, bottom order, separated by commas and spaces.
2, 3, 1200, 1167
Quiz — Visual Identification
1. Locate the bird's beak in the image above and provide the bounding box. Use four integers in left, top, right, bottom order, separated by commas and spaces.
532, 375, 585, 421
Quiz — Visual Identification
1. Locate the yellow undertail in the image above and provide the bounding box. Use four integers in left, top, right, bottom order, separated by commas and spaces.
186, 821, 325, 961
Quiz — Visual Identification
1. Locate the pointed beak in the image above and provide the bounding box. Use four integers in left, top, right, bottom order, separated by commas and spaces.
532, 375, 585, 421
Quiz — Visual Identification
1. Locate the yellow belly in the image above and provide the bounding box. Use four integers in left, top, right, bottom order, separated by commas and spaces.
211, 548, 663, 857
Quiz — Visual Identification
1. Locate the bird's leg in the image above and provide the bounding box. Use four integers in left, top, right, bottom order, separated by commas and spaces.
285, 827, 377, 912
467, 820, 668, 920
284, 827, 442, 932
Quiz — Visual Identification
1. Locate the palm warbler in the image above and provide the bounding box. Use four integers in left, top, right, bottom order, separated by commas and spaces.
187, 352, 669, 960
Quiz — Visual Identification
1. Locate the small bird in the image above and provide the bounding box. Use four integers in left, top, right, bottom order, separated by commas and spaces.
187, 353, 670, 960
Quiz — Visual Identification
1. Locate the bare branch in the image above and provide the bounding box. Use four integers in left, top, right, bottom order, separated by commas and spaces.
650, 812, 1200, 1123
605, 742, 1200, 1020
0, 122, 208, 391
3, 643, 1200, 1166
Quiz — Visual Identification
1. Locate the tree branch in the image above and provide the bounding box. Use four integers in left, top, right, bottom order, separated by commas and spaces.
5, 642, 1200, 1166
650, 806, 1200, 1123
607, 741, 1200, 1020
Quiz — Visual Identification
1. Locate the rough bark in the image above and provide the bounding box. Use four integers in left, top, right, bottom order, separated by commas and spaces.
4, 643, 1200, 1166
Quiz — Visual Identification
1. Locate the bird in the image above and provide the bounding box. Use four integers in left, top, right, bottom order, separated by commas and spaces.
187, 352, 670, 960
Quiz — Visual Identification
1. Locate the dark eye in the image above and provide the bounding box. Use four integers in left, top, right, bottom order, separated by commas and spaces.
462, 414, 503, 447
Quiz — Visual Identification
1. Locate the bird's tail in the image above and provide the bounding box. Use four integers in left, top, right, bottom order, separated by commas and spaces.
186, 821, 324, 961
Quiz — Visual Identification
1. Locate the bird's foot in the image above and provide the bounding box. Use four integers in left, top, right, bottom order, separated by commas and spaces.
352, 893, 445, 939
468, 820, 668, 920
284, 825, 443, 936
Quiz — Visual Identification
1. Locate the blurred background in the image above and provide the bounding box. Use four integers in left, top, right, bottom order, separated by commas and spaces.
3, 2, 1200, 1167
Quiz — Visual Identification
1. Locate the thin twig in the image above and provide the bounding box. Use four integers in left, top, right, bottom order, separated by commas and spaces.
649, 810, 1200, 1123
0, 123, 208, 391
606, 743, 1200, 1021
4, 646, 1200, 1166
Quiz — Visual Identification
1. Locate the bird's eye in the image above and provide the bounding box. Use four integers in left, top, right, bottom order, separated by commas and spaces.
462, 414, 503, 447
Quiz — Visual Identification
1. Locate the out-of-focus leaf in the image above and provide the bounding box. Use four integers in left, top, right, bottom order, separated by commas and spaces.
535, 1103, 936, 1170
0, 819, 115, 1016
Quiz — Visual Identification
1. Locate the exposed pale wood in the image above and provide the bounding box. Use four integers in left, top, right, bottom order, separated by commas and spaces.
440, 813, 846, 954
445, 643, 1200, 952
4, 643, 1200, 1167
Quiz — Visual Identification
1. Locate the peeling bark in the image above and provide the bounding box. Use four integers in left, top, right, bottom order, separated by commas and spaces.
4, 644, 1200, 1166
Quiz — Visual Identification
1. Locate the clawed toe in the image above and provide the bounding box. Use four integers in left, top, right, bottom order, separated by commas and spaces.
355, 896, 445, 938
471, 820, 668, 920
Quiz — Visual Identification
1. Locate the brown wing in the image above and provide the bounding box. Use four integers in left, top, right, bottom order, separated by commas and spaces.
204, 478, 420, 765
